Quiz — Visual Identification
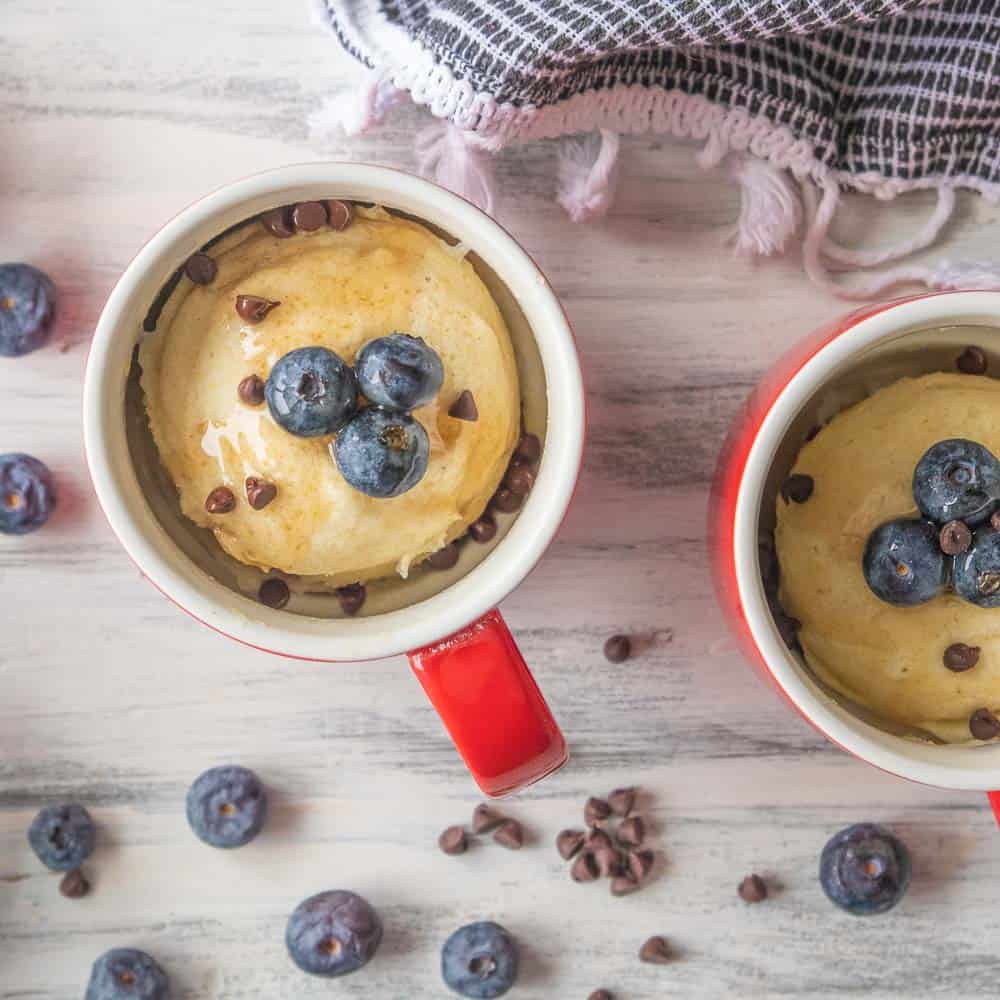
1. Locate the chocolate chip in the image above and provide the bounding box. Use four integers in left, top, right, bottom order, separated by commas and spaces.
259, 578, 290, 609
603, 635, 632, 663
439, 825, 468, 856
970, 708, 1000, 740
238, 374, 266, 406
493, 819, 523, 850
556, 829, 585, 860
594, 845, 624, 878
490, 489, 522, 514
571, 851, 599, 882
326, 199, 354, 231
514, 432, 541, 464
608, 787, 636, 816
943, 642, 981, 672
468, 514, 497, 544
505, 465, 534, 496
449, 390, 479, 421
738, 874, 767, 903
205, 486, 236, 514
336, 583, 366, 616
639, 936, 671, 964
184, 252, 217, 285
59, 869, 89, 899
610, 874, 640, 897
585, 828, 614, 852
261, 206, 295, 238
235, 294, 281, 323
589, 992, 614, 1000
584, 797, 611, 827
940, 520, 972, 555
245, 477, 277, 510
427, 542, 461, 570
292, 201, 328, 232
957, 346, 988, 375
618, 816, 645, 848
628, 849, 655, 882
980, 572, 1000, 597
472, 804, 504, 834
780, 474, 814, 504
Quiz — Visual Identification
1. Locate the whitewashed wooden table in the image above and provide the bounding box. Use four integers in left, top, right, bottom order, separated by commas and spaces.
5, 3, 1000, 998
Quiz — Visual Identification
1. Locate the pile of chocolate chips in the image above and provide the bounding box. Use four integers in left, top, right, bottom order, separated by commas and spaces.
438, 803, 526, 855
556, 787, 656, 897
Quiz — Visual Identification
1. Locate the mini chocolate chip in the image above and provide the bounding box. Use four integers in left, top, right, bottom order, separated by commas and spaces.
603, 635, 632, 663
491, 488, 522, 514
468, 514, 497, 544
639, 936, 671, 964
238, 374, 266, 406
980, 572, 1000, 597
472, 804, 504, 834
957, 346, 988, 375
59, 869, 89, 899
608, 787, 636, 816
245, 477, 277, 511
184, 252, 217, 285
514, 432, 541, 464
205, 486, 236, 514
427, 542, 461, 570
628, 849, 655, 882
584, 797, 612, 827
940, 520, 972, 555
235, 294, 281, 323
438, 825, 468, 856
448, 390, 479, 421
618, 816, 645, 848
556, 829, 585, 860
259, 578, 290, 609
589, 991, 614, 1000
780, 474, 814, 504
738, 874, 768, 903
585, 828, 614, 852
326, 200, 354, 230
571, 851, 599, 882
336, 583, 366, 616
594, 845, 624, 878
292, 201, 328, 231
943, 642, 981, 672
261, 206, 295, 238
610, 874, 640, 897
970, 708, 1000, 740
505, 465, 534, 496
493, 819, 523, 850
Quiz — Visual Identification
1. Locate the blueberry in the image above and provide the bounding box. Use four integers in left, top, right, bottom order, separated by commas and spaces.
355, 333, 444, 410
265, 347, 358, 437
862, 518, 947, 606
819, 823, 911, 916
0, 453, 56, 534
953, 525, 1000, 607
27, 803, 95, 871
913, 439, 1000, 526
286, 890, 383, 977
185, 765, 267, 849
85, 948, 169, 1000
333, 407, 429, 498
0, 263, 56, 357
442, 921, 519, 998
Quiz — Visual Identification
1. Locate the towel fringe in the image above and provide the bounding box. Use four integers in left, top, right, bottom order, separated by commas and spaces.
308, 69, 408, 140
556, 130, 620, 223
414, 121, 499, 215
726, 153, 803, 257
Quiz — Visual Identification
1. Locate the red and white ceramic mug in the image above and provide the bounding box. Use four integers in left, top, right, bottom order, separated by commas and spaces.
712, 289, 1000, 817
83, 164, 585, 798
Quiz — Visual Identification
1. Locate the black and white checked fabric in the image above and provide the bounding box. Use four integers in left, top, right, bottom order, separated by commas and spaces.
322, 0, 1000, 190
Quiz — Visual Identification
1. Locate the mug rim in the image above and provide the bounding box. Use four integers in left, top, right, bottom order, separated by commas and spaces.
83, 162, 585, 662
734, 289, 1000, 790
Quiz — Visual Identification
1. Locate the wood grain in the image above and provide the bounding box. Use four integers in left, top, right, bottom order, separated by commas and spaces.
4, 2, 1000, 997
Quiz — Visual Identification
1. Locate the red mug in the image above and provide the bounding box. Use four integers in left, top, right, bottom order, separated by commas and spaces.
712, 289, 1000, 818
83, 164, 585, 797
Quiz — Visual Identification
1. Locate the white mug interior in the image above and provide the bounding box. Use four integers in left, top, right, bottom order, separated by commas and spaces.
735, 291, 1000, 791
83, 164, 584, 662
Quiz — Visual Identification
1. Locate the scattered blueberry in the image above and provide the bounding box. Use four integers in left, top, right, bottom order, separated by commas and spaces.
355, 333, 444, 410
85, 948, 169, 1000
286, 890, 383, 977
819, 823, 911, 916
0, 453, 56, 535
27, 804, 95, 871
333, 407, 430, 498
953, 525, 1000, 607
185, 765, 267, 849
862, 518, 947, 606
265, 347, 358, 438
913, 439, 1000, 527
0, 263, 56, 357
442, 921, 519, 998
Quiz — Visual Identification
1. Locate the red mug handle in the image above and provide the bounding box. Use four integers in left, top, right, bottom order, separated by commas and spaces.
408, 609, 568, 797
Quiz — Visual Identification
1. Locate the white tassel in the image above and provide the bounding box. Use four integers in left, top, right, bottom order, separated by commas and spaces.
556, 130, 620, 223
728, 154, 803, 257
308, 70, 407, 141
414, 121, 498, 215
